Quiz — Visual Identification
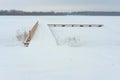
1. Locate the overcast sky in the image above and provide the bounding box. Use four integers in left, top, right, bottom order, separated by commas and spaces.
0, 0, 120, 11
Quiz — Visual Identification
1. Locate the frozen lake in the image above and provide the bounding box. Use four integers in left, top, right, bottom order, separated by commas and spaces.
0, 16, 120, 80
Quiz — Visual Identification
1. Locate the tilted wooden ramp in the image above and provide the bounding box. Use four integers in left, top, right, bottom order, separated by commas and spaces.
24, 21, 39, 47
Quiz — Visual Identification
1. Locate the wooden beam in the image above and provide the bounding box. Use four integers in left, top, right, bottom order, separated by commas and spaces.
24, 21, 39, 47
48, 24, 103, 27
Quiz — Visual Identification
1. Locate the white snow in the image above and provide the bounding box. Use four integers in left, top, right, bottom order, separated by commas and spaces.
0, 16, 120, 80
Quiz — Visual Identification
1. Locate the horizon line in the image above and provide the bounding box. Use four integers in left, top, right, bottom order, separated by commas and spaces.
1, 9, 120, 12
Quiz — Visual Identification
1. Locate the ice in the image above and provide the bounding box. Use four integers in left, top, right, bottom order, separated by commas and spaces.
0, 16, 120, 80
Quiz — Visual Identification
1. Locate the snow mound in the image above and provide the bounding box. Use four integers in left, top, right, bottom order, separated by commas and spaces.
55, 35, 81, 47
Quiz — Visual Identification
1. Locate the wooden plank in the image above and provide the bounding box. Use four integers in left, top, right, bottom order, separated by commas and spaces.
24, 21, 39, 47
48, 24, 103, 27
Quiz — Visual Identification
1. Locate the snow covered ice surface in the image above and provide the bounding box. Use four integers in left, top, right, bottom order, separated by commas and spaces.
0, 16, 120, 80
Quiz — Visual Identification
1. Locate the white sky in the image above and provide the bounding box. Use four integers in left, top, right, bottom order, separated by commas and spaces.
0, 0, 120, 11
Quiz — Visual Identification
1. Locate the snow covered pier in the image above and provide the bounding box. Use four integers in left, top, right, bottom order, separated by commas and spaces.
24, 21, 39, 47
48, 24, 103, 27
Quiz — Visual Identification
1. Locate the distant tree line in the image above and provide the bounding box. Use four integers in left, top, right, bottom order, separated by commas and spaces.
0, 10, 120, 16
